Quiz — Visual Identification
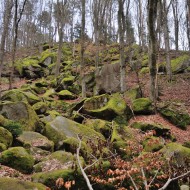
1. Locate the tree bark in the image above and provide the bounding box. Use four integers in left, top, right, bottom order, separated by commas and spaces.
0, 0, 13, 97
81, 0, 86, 98
148, 0, 158, 107
118, 0, 126, 93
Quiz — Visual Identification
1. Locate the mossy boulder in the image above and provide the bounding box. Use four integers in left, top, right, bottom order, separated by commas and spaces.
0, 147, 35, 173
33, 151, 78, 172
158, 102, 190, 129
132, 98, 153, 114
124, 85, 142, 101
0, 143, 7, 151
42, 88, 56, 98
0, 101, 40, 131
162, 142, 190, 159
84, 119, 112, 138
163, 54, 190, 74
1, 89, 40, 105
39, 49, 56, 66
32, 169, 75, 186
58, 90, 76, 100
82, 93, 132, 121
0, 177, 47, 190
143, 136, 164, 152
16, 131, 54, 151
130, 122, 171, 138
0, 127, 13, 148
43, 116, 104, 149
32, 102, 48, 114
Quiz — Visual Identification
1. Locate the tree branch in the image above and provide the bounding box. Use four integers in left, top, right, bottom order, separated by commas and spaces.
158, 171, 190, 190
76, 135, 94, 190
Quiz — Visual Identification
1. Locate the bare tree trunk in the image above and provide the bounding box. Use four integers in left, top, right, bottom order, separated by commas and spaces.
9, 0, 27, 89
172, 0, 179, 52
0, 0, 13, 98
81, 0, 86, 98
162, 0, 172, 82
187, 0, 190, 52
148, 0, 158, 108
118, 0, 126, 93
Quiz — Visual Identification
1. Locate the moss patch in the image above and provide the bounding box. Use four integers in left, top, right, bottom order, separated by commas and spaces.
0, 177, 47, 190
0, 127, 13, 148
0, 147, 34, 173
132, 98, 153, 114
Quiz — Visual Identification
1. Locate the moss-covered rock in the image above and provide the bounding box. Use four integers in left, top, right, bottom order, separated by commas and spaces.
32, 102, 48, 114
143, 136, 164, 152
0, 147, 35, 173
0, 177, 47, 190
33, 151, 78, 172
1, 89, 41, 105
124, 85, 142, 101
39, 49, 56, 65
43, 116, 104, 149
162, 142, 190, 159
32, 169, 78, 188
132, 98, 153, 114
158, 102, 190, 129
139, 67, 149, 74
16, 131, 54, 151
130, 122, 171, 138
82, 93, 132, 121
0, 127, 13, 148
42, 88, 56, 98
0, 143, 7, 151
84, 119, 112, 138
58, 90, 76, 100
0, 101, 40, 131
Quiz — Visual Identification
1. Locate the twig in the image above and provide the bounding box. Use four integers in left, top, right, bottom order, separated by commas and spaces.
158, 171, 190, 190
77, 135, 94, 190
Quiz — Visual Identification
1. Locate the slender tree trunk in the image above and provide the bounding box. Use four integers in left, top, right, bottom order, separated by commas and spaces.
187, 0, 190, 52
162, 0, 172, 82
81, 0, 86, 98
9, 0, 27, 89
0, 0, 13, 97
118, 0, 126, 92
148, 0, 158, 107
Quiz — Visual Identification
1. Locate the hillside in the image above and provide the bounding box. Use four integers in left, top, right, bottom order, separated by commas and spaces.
0, 43, 190, 190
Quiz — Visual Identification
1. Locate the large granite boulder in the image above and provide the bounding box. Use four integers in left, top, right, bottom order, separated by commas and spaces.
16, 131, 54, 151
81, 93, 132, 122
43, 116, 104, 149
0, 177, 47, 190
0, 101, 40, 131
33, 151, 79, 172
95, 62, 121, 93
0, 147, 35, 173
1, 89, 40, 105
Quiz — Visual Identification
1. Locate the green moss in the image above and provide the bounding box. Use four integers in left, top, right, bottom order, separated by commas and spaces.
3, 121, 23, 138
124, 85, 142, 101
0, 143, 7, 151
171, 55, 190, 72
132, 98, 153, 114
159, 104, 190, 129
131, 122, 171, 138
40, 49, 56, 63
32, 102, 48, 114
32, 169, 75, 187
0, 177, 47, 190
15, 58, 40, 75
143, 137, 164, 152
42, 88, 55, 98
0, 127, 13, 147
162, 142, 190, 158
140, 67, 149, 74
0, 147, 34, 173
58, 90, 76, 100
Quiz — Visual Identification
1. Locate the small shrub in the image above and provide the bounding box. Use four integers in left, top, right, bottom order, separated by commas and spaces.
4, 121, 23, 138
